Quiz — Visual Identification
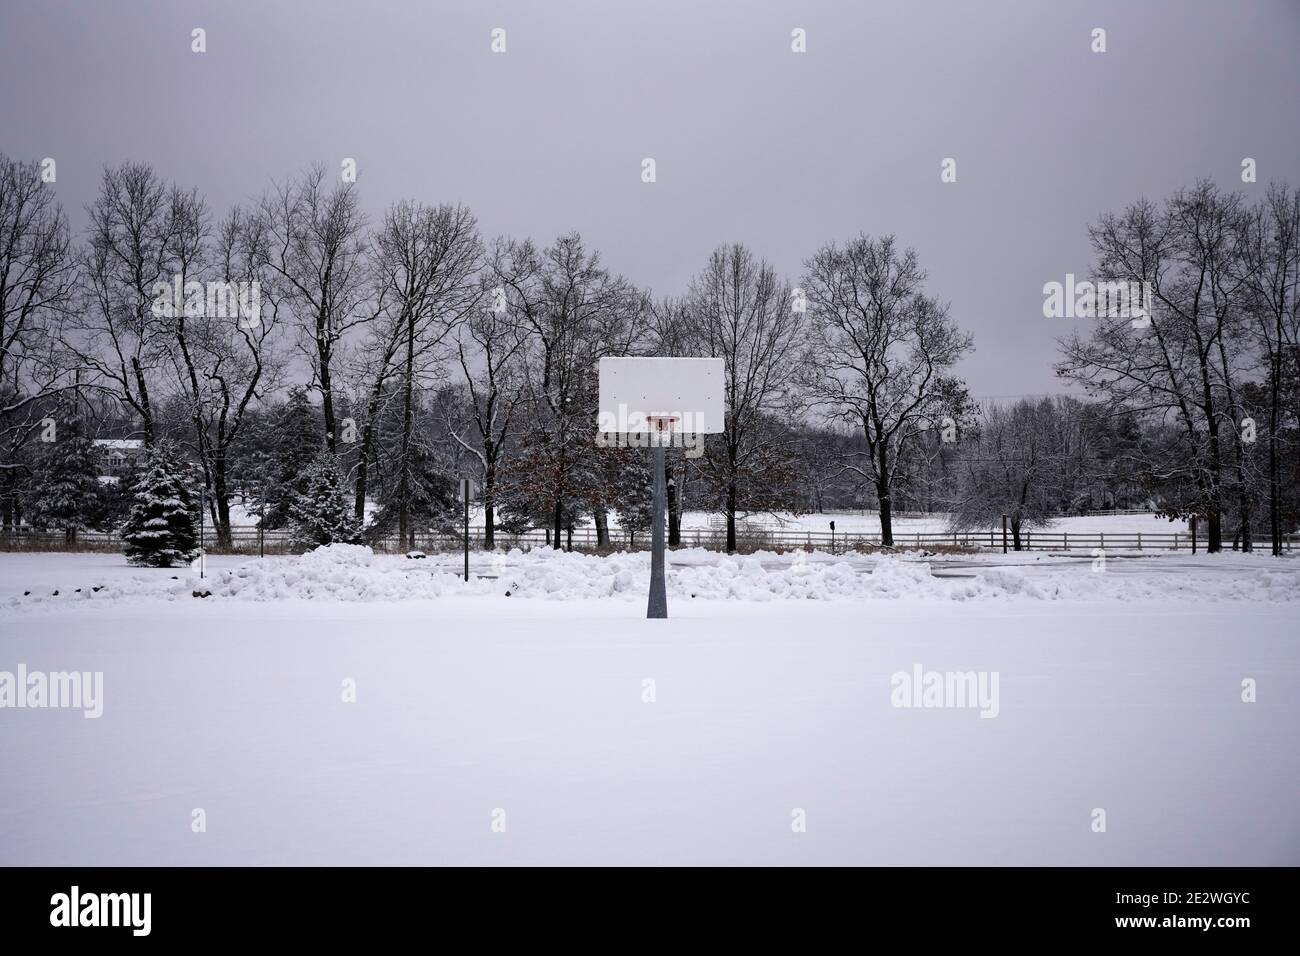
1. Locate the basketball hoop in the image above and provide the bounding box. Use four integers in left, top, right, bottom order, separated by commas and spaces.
596, 357, 724, 620
647, 414, 679, 445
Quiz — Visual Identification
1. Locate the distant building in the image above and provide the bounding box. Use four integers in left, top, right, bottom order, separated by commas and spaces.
92, 438, 145, 476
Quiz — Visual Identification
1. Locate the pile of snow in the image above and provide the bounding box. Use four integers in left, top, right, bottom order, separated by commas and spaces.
3, 544, 1297, 610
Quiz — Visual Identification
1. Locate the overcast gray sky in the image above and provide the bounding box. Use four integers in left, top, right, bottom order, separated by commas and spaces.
2, 0, 1298, 401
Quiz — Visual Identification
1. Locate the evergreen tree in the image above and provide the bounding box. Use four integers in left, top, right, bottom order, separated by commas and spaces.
93, 463, 140, 534
289, 453, 363, 550
264, 387, 322, 529
610, 450, 654, 547
25, 418, 103, 544
121, 443, 200, 567
368, 445, 457, 547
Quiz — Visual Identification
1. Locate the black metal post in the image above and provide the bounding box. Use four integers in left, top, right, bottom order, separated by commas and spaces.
463, 479, 470, 582
1001, 513, 1008, 554
198, 489, 205, 578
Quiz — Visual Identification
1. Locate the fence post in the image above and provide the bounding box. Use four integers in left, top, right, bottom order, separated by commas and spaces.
1064, 532, 1069, 551
1137, 532, 1142, 550
1100, 532, 1104, 551
1001, 514, 1008, 554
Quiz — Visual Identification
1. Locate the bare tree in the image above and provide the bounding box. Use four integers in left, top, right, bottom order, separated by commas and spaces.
1058, 183, 1254, 552
376, 202, 482, 547
495, 233, 643, 548
683, 244, 804, 552
646, 296, 694, 544
163, 204, 282, 545
950, 399, 1068, 549
446, 257, 527, 548
0, 155, 78, 525
1239, 184, 1300, 555
67, 163, 181, 445
257, 167, 372, 453
801, 234, 973, 546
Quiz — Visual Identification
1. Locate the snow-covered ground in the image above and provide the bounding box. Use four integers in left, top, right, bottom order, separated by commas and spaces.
674, 510, 1193, 535
224, 500, 1194, 537
1, 548, 1296, 865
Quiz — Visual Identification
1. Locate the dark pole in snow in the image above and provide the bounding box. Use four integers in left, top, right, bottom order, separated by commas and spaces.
259, 485, 265, 560
463, 479, 470, 582
1001, 513, 1008, 554
199, 488, 205, 578
648, 442, 668, 619
1191, 514, 1198, 555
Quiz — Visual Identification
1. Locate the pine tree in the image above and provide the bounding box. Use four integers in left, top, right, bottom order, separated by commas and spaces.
611, 450, 654, 548
369, 445, 457, 547
288, 453, 363, 550
264, 387, 322, 529
25, 417, 103, 544
121, 443, 200, 567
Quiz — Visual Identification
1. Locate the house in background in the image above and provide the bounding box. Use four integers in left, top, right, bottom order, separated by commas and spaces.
92, 438, 145, 476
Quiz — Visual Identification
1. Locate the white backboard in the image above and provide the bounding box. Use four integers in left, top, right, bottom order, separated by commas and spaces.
598, 356, 725, 434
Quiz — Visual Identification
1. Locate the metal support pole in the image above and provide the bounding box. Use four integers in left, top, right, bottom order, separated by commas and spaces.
648, 442, 668, 619
1001, 514, 1008, 554
463, 479, 470, 582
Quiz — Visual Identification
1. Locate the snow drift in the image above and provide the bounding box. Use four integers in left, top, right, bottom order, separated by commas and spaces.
3, 543, 1296, 610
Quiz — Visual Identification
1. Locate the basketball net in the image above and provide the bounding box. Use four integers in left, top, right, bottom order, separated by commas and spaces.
647, 415, 679, 448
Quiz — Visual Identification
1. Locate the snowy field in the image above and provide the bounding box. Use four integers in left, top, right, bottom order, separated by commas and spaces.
1, 547, 1297, 865
223, 501, 1195, 538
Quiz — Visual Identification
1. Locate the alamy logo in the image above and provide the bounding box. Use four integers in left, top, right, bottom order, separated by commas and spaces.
0, 664, 103, 718
1043, 273, 1152, 327
50, 886, 151, 936
890, 664, 1000, 718
596, 404, 707, 458
151, 276, 262, 328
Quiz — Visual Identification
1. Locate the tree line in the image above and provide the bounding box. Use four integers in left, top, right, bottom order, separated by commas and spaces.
0, 155, 1295, 555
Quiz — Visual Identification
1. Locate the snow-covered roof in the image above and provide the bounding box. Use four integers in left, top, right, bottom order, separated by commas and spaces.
93, 439, 144, 450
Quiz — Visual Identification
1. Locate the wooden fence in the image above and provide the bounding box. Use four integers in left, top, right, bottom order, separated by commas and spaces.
1, 525, 1292, 555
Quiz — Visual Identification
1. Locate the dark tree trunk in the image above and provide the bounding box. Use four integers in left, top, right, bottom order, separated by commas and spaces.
1239, 498, 1252, 553
594, 508, 609, 547
132, 357, 155, 446
1269, 320, 1282, 555
877, 484, 894, 546
214, 453, 233, 548
483, 461, 496, 550
354, 422, 374, 525
877, 439, 894, 546
318, 320, 336, 453
1, 471, 15, 530
398, 312, 416, 549
725, 482, 737, 553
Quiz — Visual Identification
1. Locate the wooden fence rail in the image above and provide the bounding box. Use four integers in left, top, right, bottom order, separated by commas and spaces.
1, 526, 1293, 555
